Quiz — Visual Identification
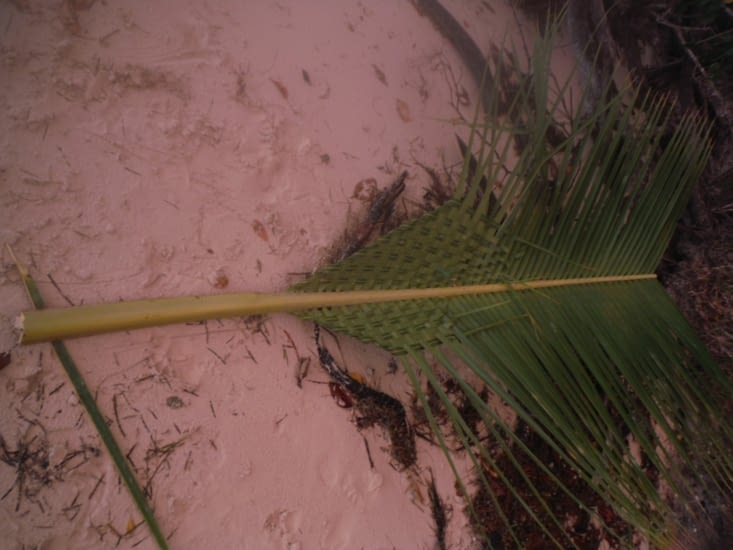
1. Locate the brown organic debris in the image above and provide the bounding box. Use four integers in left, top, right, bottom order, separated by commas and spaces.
314, 325, 417, 470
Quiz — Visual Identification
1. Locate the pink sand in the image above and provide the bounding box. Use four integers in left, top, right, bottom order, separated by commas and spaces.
0, 1, 538, 548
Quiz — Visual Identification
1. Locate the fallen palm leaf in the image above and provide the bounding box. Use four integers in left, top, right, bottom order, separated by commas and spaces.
13, 14, 733, 549
288, 30, 733, 547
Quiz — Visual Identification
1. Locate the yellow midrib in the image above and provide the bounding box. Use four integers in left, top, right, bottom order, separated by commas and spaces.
20, 274, 656, 344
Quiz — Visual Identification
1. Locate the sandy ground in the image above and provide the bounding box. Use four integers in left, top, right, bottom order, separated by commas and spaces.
0, 1, 535, 548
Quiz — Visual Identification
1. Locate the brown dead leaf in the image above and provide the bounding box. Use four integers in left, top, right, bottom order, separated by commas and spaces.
252, 220, 269, 241
270, 78, 288, 99
396, 98, 412, 122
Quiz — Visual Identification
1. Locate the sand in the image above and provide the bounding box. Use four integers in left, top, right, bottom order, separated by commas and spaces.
0, 1, 534, 548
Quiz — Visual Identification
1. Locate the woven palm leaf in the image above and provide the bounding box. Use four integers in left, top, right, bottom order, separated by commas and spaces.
290, 36, 733, 548
15, 14, 733, 550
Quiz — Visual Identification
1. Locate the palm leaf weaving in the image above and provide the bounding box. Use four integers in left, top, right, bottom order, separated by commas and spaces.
291, 37, 733, 547
15, 12, 733, 549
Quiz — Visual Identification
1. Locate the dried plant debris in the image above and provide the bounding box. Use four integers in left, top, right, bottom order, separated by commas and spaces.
467, 418, 632, 550
243, 314, 271, 344
282, 328, 311, 388
411, 376, 490, 450
410, 379, 448, 442
452, 385, 489, 449
314, 325, 416, 470
1, 430, 100, 512
408, 372, 655, 548
661, 182, 733, 367
334, 171, 407, 261
415, 160, 454, 211
428, 469, 448, 550
142, 434, 189, 499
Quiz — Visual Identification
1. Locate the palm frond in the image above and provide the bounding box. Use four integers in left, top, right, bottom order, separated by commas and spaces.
14, 9, 732, 548
291, 27, 732, 548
